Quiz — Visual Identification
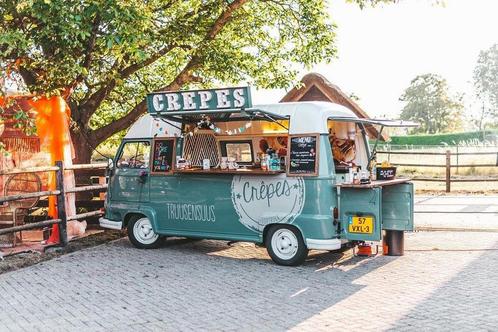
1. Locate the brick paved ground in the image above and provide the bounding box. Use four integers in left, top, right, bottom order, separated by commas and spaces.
415, 196, 498, 231
0, 231, 497, 331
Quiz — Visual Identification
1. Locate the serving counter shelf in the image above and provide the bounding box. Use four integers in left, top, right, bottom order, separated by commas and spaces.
174, 168, 285, 175
336, 177, 411, 189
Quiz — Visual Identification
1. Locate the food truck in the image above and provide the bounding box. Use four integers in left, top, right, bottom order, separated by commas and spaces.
100, 87, 417, 266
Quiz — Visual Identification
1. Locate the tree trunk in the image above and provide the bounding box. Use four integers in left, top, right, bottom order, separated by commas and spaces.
71, 129, 95, 165
70, 128, 96, 201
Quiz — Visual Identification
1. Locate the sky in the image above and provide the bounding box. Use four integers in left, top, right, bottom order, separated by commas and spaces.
252, 0, 498, 120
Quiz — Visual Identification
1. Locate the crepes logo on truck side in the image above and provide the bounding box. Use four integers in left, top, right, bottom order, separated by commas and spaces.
231, 175, 305, 232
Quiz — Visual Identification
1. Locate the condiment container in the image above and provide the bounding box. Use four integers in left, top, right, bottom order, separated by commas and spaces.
202, 159, 210, 170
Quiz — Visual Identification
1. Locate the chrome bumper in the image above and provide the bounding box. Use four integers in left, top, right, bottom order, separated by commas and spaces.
306, 238, 342, 251
99, 217, 123, 230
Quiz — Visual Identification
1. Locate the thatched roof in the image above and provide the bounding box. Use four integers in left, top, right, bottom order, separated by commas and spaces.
280, 73, 386, 140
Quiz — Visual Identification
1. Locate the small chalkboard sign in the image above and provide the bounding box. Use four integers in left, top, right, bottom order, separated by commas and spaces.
287, 134, 319, 176
150, 138, 176, 175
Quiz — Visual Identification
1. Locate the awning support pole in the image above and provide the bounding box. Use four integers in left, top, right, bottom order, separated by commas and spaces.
367, 125, 384, 171
158, 117, 183, 131
262, 114, 289, 131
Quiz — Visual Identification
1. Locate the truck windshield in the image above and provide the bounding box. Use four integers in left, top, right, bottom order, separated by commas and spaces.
117, 141, 151, 169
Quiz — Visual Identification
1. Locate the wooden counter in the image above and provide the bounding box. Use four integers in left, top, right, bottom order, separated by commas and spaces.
336, 178, 411, 189
175, 168, 285, 175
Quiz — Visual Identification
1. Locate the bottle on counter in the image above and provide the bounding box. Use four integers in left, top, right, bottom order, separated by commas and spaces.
280, 156, 286, 170
353, 166, 360, 185
261, 154, 268, 171
353, 172, 359, 184
371, 163, 377, 181
271, 153, 280, 171
266, 148, 275, 170
347, 163, 354, 183
369, 157, 377, 181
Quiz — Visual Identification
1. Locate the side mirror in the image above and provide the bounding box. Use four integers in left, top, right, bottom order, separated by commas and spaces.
106, 158, 114, 177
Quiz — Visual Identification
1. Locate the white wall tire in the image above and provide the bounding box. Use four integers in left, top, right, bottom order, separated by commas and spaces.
265, 225, 308, 266
127, 216, 162, 249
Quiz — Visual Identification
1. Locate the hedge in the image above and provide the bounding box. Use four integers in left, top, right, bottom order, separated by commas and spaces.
372, 130, 498, 146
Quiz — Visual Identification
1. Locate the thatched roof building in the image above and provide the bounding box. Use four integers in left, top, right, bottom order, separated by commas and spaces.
281, 73, 386, 140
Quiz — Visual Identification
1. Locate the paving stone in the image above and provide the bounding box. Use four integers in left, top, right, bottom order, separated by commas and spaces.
0, 232, 497, 331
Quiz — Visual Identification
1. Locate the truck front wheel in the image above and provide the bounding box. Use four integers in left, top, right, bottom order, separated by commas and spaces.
265, 225, 308, 266
128, 216, 162, 249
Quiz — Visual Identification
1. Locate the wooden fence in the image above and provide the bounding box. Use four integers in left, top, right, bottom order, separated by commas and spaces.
0, 161, 107, 246
377, 150, 498, 192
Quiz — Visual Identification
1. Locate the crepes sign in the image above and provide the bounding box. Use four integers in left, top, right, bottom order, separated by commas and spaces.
147, 87, 252, 113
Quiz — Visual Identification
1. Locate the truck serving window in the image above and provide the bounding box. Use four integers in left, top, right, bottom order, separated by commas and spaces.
117, 141, 151, 169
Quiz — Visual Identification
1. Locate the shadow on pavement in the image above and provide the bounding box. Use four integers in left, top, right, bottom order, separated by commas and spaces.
389, 240, 498, 330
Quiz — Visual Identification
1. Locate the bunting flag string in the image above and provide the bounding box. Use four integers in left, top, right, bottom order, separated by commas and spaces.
225, 122, 252, 135
178, 117, 252, 137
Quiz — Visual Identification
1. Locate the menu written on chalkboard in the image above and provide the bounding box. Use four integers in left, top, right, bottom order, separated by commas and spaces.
287, 134, 319, 176
151, 138, 176, 174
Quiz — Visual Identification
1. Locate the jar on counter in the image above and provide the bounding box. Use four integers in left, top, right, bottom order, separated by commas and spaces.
270, 153, 280, 171
353, 172, 360, 185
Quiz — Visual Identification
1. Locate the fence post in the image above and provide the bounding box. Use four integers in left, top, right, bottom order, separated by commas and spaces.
456, 145, 459, 175
55, 161, 68, 246
445, 150, 451, 193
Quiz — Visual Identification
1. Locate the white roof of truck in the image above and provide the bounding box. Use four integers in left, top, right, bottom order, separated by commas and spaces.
125, 114, 181, 139
254, 102, 357, 134
126, 101, 358, 138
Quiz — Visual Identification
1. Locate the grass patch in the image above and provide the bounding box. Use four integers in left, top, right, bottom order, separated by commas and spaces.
373, 130, 498, 146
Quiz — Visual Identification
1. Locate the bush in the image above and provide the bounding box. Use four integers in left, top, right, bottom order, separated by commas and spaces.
372, 130, 498, 146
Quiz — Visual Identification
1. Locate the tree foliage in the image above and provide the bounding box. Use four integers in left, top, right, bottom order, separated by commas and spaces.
399, 74, 463, 134
473, 43, 498, 130
0, 0, 392, 161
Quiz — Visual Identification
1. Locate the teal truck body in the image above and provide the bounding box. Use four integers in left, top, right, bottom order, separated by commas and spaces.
100, 88, 416, 266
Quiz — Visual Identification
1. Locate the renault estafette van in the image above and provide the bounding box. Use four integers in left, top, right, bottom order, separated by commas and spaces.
100, 87, 416, 266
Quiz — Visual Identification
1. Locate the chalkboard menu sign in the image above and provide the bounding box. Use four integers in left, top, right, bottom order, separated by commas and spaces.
287, 134, 319, 176
151, 138, 176, 175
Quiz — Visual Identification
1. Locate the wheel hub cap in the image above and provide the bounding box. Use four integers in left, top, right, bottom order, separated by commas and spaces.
133, 218, 159, 245
271, 229, 299, 260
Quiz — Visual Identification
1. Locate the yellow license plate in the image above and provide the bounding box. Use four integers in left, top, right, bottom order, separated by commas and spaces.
348, 216, 374, 234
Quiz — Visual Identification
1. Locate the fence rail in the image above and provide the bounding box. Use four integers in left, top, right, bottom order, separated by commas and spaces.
0, 162, 107, 247
0, 190, 61, 204
0, 166, 60, 176
377, 150, 498, 192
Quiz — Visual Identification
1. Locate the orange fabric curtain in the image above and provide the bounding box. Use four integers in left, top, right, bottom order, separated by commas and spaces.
28, 97, 73, 219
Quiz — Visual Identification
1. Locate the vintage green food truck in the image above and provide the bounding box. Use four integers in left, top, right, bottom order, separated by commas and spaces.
100, 87, 417, 266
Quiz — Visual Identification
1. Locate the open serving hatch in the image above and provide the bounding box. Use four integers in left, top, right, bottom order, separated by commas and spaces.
329, 117, 419, 170
330, 117, 418, 241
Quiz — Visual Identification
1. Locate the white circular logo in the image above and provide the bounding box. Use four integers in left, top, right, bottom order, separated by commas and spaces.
231, 175, 306, 232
